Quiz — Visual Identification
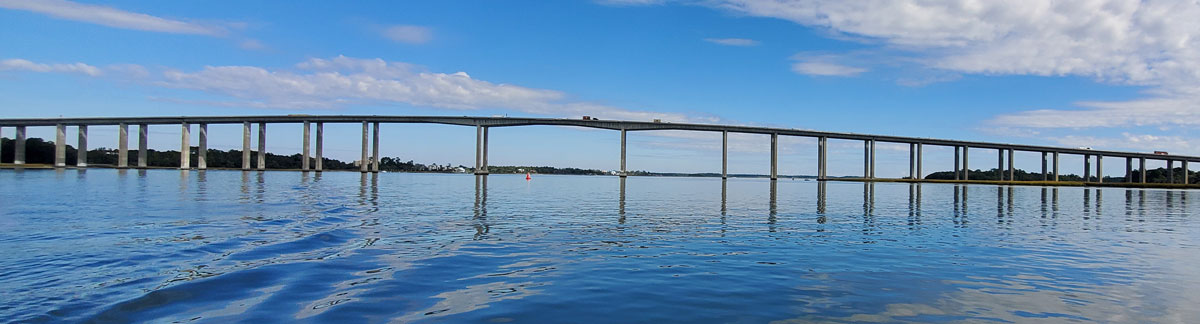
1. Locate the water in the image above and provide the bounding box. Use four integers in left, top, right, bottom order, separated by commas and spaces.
1, 169, 1198, 323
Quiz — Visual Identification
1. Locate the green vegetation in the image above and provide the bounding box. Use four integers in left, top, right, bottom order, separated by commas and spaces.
1, 137, 466, 171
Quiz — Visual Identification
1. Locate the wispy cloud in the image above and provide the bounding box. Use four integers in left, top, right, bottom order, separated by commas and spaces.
0, 58, 101, 76
703, 38, 759, 46
711, 0, 1200, 130
382, 25, 432, 44
789, 54, 866, 77
0, 0, 228, 36
2, 56, 718, 125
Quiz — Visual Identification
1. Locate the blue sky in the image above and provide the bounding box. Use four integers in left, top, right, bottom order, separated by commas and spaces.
2, 0, 1198, 177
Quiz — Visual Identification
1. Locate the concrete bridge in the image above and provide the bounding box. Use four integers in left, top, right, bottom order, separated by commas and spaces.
0, 115, 1194, 185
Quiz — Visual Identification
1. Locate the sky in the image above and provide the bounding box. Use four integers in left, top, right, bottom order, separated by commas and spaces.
2, 0, 1199, 178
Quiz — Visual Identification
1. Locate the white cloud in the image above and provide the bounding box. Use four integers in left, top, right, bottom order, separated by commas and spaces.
382, 25, 432, 44
704, 38, 760, 46
0, 0, 227, 36
1051, 132, 1194, 153
789, 54, 866, 76
710, 0, 1200, 129
0, 58, 101, 76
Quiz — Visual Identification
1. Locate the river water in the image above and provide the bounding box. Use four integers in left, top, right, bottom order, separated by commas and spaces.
1, 169, 1198, 323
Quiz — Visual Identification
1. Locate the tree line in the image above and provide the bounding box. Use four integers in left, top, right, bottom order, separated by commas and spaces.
0, 137, 612, 175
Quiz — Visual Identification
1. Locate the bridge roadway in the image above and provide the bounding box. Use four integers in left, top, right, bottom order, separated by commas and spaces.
0, 115, 1194, 185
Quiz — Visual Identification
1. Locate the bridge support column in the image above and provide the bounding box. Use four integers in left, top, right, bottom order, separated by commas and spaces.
864, 141, 871, 178
963, 146, 970, 180
14, 126, 25, 165
996, 149, 1003, 180
770, 133, 778, 180
1084, 154, 1091, 182
473, 125, 489, 175
302, 121, 310, 171
257, 122, 266, 171
137, 124, 148, 169
180, 122, 190, 170
916, 143, 923, 180
954, 146, 960, 180
315, 122, 323, 172
1183, 161, 1189, 185
1041, 152, 1048, 181
361, 121, 370, 173
1139, 157, 1146, 183
198, 124, 207, 170
1125, 157, 1133, 183
722, 131, 728, 179
1053, 152, 1060, 181
1096, 155, 1103, 183
1008, 148, 1014, 181
242, 122, 251, 170
1168, 160, 1174, 183
621, 129, 627, 177
818, 136, 827, 180
117, 124, 127, 168
870, 139, 876, 179
77, 125, 88, 168
372, 122, 381, 173
908, 143, 915, 179
55, 124, 66, 168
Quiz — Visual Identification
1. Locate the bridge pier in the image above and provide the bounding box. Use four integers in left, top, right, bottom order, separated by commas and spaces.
1140, 157, 1146, 183
372, 122, 381, 173
315, 122, 324, 172
474, 125, 489, 175
864, 141, 870, 178
1053, 152, 1059, 181
1125, 157, 1132, 183
257, 122, 266, 171
770, 133, 778, 180
963, 146, 970, 180
302, 121, 310, 171
1184, 161, 1190, 185
13, 126, 25, 165
996, 149, 1003, 180
137, 124, 148, 169
721, 130, 728, 179
77, 125, 87, 168
1096, 155, 1103, 183
1008, 149, 1014, 181
180, 122, 190, 170
908, 143, 915, 179
1041, 152, 1048, 181
242, 122, 251, 170
916, 143, 923, 180
55, 124, 65, 168
870, 139, 876, 179
118, 124, 128, 168
954, 146, 961, 180
361, 121, 369, 173
198, 124, 207, 170
1168, 160, 1174, 183
621, 129, 627, 177
1084, 154, 1091, 182
818, 136, 827, 180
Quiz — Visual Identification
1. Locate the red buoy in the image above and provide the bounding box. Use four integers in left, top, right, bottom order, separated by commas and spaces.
526, 172, 532, 180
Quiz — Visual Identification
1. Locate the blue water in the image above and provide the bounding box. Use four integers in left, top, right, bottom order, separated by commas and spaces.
1, 169, 1198, 323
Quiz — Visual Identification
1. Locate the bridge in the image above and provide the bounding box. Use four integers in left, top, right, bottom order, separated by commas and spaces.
0, 115, 1195, 185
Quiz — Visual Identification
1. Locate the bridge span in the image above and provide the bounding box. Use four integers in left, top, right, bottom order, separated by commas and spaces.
0, 115, 1195, 185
